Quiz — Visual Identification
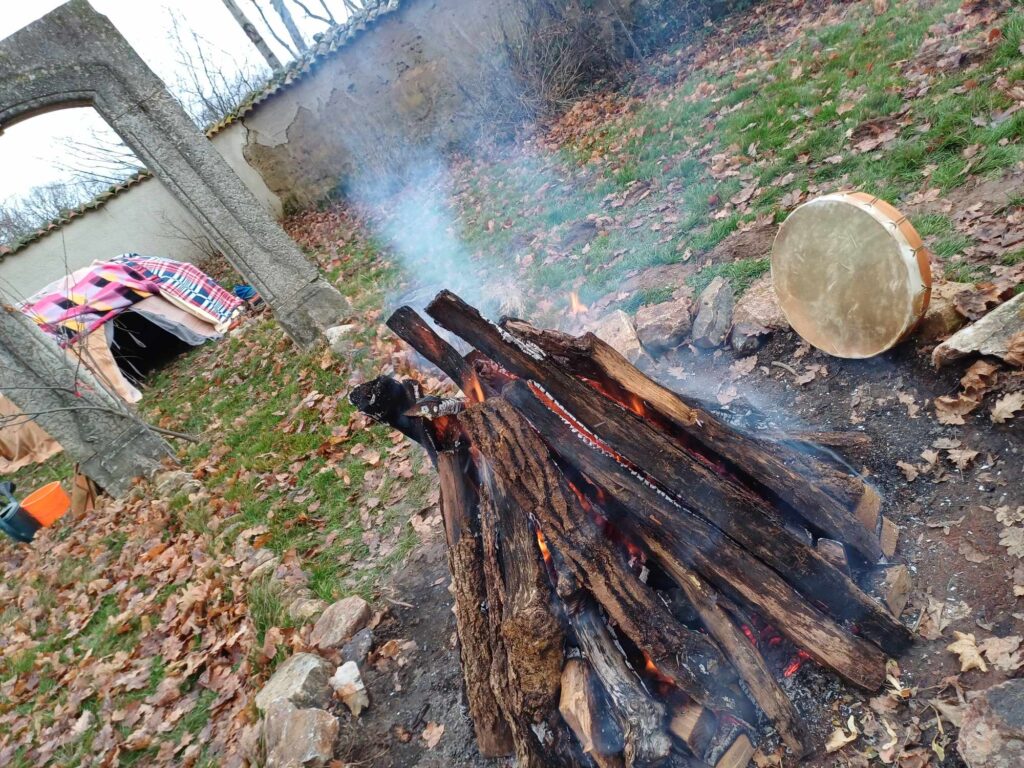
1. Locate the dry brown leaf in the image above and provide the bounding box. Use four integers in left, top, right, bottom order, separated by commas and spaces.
422, 721, 445, 748
897, 391, 920, 418
896, 461, 919, 482
995, 506, 1024, 526
729, 355, 758, 380
978, 635, 1023, 671
934, 393, 981, 425
959, 540, 990, 563
1000, 527, 1024, 558
960, 360, 999, 396
825, 715, 859, 753
991, 392, 1024, 423
947, 631, 987, 672
946, 448, 979, 470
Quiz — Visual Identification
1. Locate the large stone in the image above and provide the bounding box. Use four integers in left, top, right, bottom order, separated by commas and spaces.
691, 277, 735, 349
255, 653, 334, 713
959, 679, 1024, 767
310, 596, 371, 650
588, 310, 644, 363
0, 1, 347, 347
288, 596, 329, 623
264, 700, 338, 768
324, 324, 357, 358
635, 298, 692, 356
733, 273, 788, 330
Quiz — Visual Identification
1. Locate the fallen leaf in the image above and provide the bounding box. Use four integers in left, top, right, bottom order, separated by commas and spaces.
947, 631, 987, 672
1000, 527, 1024, 558
873, 0, 888, 13
837, 101, 857, 115
959, 541, 990, 563
960, 360, 999, 396
825, 715, 859, 753
897, 391, 919, 418
422, 722, 445, 749
729, 355, 758, 380
991, 392, 1024, 423
946, 448, 979, 470
934, 393, 981, 424
896, 461, 919, 481
978, 635, 1023, 671
995, 506, 1024, 526
1005, 332, 1024, 367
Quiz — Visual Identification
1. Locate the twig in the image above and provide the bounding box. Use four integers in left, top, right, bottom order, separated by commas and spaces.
771, 361, 799, 376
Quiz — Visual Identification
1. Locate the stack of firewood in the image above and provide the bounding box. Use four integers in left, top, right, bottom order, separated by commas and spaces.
351, 291, 912, 768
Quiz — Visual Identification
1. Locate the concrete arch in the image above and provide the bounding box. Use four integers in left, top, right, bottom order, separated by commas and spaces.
0, 0, 348, 347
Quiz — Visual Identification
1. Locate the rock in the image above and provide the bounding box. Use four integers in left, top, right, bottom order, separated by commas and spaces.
733, 273, 788, 330
264, 700, 339, 768
154, 470, 201, 497
341, 628, 375, 666
691, 277, 734, 349
249, 556, 280, 580
729, 321, 770, 354
288, 597, 328, 622
310, 596, 371, 650
635, 298, 692, 355
959, 679, 1024, 767
324, 324, 357, 357
588, 310, 644, 363
330, 661, 370, 716
915, 281, 971, 341
255, 653, 334, 713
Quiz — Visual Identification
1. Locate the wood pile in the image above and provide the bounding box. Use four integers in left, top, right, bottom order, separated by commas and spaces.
350, 291, 912, 767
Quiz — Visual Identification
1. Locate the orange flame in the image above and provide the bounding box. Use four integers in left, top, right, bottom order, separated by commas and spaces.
465, 371, 486, 404
783, 649, 813, 678
536, 530, 552, 565
569, 292, 589, 316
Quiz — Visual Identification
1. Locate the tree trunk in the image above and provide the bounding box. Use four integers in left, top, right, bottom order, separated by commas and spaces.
221, 0, 284, 69
272, 0, 309, 52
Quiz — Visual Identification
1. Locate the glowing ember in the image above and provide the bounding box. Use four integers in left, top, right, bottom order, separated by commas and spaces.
783, 650, 813, 677
465, 372, 486, 404
741, 625, 758, 647
569, 292, 589, 316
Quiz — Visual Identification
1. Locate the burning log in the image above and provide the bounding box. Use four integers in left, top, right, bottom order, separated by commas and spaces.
350, 291, 913, 766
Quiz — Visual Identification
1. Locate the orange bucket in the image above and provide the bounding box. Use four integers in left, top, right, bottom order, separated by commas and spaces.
21, 482, 71, 527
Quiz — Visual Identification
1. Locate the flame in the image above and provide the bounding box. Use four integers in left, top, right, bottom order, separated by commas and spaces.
642, 652, 676, 686
625, 393, 648, 418
741, 625, 757, 647
465, 371, 486, 404
536, 530, 552, 565
783, 649, 813, 678
569, 292, 589, 316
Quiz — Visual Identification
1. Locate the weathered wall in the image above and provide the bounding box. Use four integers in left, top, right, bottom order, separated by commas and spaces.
239, 0, 638, 207
0, 122, 280, 299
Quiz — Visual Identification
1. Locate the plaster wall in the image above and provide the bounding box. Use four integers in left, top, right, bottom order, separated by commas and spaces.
0, 177, 208, 300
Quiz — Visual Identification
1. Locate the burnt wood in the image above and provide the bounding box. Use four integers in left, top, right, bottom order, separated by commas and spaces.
425, 293, 908, 656
501, 318, 882, 560
437, 450, 513, 757
503, 381, 887, 691
461, 399, 753, 720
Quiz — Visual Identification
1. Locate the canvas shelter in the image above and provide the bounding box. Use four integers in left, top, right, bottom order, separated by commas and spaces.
0, 254, 241, 472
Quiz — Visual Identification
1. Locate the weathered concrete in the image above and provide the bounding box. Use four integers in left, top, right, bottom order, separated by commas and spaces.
0, 308, 172, 495
0, 0, 346, 347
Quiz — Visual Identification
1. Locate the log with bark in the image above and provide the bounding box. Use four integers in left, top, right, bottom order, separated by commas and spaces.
350, 291, 913, 767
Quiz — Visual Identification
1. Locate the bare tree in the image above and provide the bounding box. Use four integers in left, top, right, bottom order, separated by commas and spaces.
248, 0, 299, 59
292, 0, 334, 24
220, 0, 284, 69
54, 128, 144, 187
0, 181, 105, 247
271, 0, 309, 53
167, 13, 269, 126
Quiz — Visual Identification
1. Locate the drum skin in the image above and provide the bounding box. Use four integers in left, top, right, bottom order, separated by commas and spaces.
771, 192, 932, 359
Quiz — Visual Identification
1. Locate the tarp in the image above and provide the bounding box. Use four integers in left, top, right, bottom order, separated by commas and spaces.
20, 254, 241, 347
2, 256, 240, 472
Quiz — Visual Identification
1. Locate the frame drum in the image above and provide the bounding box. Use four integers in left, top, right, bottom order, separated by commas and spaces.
771, 193, 932, 358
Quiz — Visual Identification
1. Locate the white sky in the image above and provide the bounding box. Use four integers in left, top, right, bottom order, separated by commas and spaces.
0, 0, 335, 204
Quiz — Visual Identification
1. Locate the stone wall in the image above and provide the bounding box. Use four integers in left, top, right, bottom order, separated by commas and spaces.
0, 122, 280, 298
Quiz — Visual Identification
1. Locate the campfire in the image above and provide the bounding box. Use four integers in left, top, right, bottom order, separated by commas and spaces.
350, 291, 912, 767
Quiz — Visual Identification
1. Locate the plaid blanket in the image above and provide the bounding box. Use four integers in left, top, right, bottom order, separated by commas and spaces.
21, 255, 241, 346
111, 254, 241, 327
20, 263, 155, 345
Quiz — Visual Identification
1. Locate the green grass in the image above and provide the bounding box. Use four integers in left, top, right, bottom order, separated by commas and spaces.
687, 257, 770, 297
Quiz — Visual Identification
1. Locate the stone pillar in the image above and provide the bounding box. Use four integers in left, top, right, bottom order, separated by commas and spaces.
0, 308, 172, 496
0, 0, 349, 348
